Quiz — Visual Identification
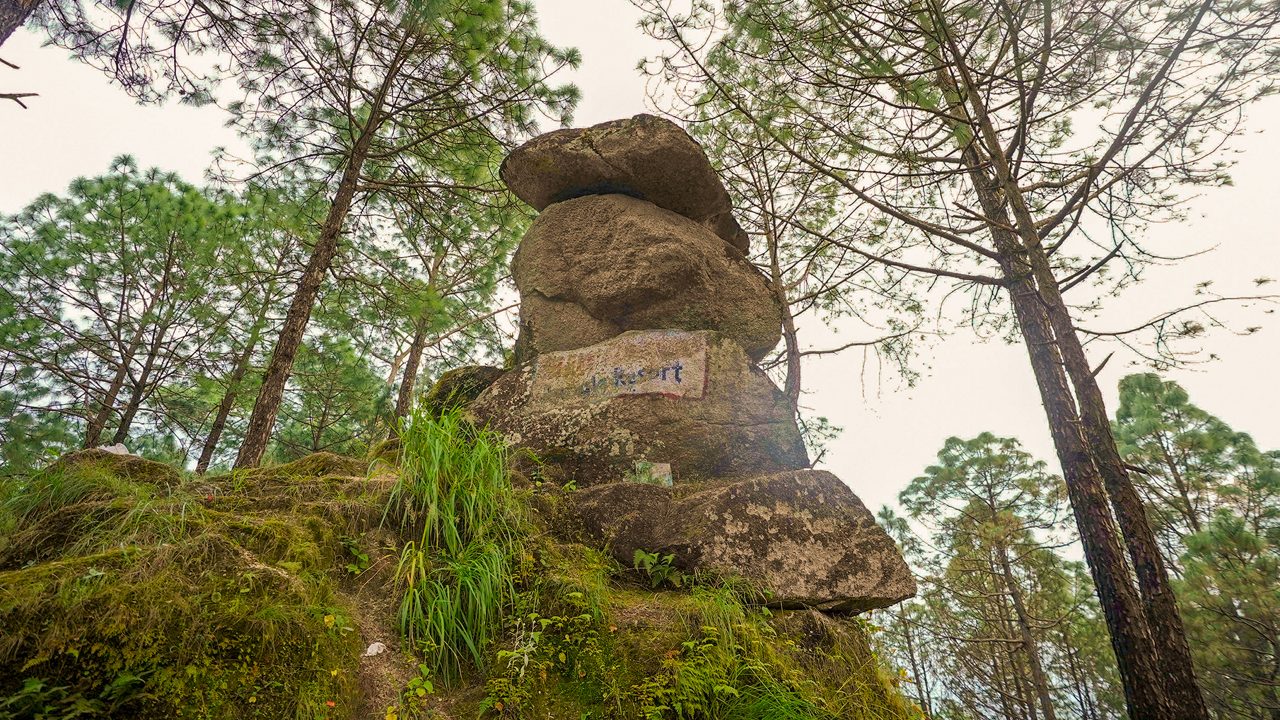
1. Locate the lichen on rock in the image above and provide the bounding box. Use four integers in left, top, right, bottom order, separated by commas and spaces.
570, 470, 917, 611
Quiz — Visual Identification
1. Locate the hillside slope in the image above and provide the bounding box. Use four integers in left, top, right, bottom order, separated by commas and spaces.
0, 418, 914, 719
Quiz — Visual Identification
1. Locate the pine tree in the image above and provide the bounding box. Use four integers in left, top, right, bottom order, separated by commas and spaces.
225, 0, 578, 468
1115, 373, 1280, 718
635, 3, 1280, 714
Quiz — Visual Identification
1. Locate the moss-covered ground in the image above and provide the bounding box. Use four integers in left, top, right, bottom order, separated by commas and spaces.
0, 424, 916, 720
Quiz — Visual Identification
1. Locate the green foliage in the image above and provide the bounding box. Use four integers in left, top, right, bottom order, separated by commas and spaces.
0, 410, 916, 720
0, 673, 148, 720
340, 535, 371, 576
882, 433, 1124, 718
385, 407, 524, 687
476, 538, 911, 720
1115, 373, 1280, 718
633, 550, 686, 590
270, 334, 393, 461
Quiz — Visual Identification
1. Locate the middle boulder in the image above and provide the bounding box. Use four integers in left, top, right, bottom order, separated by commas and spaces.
512, 194, 783, 362
469, 329, 808, 486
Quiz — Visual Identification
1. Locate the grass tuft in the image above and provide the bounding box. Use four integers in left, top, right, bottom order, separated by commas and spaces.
385, 407, 525, 687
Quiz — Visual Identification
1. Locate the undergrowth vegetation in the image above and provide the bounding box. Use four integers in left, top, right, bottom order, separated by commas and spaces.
0, 450, 379, 719
0, 407, 915, 720
384, 408, 525, 687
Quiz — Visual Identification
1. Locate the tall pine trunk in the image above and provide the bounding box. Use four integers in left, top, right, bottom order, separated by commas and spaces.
0, 0, 38, 47
388, 323, 427, 439
1020, 230, 1209, 720
84, 359, 130, 448
963, 77, 1209, 715
941, 32, 1207, 712
196, 294, 273, 473
960, 144, 1173, 718
232, 52, 403, 468
232, 156, 366, 468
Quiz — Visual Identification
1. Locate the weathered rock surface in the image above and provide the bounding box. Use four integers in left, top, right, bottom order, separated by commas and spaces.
422, 365, 504, 417
500, 114, 750, 253
468, 330, 808, 485
571, 470, 916, 612
513, 194, 782, 362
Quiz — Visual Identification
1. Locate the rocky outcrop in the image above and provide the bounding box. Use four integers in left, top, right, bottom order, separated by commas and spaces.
422, 365, 504, 417
500, 114, 750, 253
512, 194, 782, 361
571, 470, 916, 612
468, 114, 913, 614
469, 330, 807, 485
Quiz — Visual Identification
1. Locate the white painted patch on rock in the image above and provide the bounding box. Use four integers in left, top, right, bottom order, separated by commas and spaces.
531, 330, 708, 402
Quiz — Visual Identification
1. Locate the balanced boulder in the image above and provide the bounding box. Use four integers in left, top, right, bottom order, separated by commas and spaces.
500, 114, 750, 253
571, 470, 916, 612
513, 194, 782, 362
468, 329, 808, 485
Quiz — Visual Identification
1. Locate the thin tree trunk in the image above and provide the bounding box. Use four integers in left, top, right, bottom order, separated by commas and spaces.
110, 326, 166, 444
1063, 627, 1098, 720
196, 294, 273, 473
0, 0, 38, 47
84, 359, 130, 448
84, 319, 150, 448
387, 323, 427, 439
900, 614, 935, 718
1157, 434, 1203, 535
999, 546, 1059, 720
765, 227, 801, 406
233, 76, 397, 468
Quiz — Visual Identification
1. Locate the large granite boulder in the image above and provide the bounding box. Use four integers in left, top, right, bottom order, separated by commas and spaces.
500, 114, 750, 253
512, 194, 782, 362
468, 330, 808, 485
571, 470, 916, 612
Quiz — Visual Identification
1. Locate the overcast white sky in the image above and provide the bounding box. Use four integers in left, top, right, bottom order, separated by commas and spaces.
2, 2, 1277, 512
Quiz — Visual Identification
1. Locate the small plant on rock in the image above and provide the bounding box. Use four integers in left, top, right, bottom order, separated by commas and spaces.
633, 549, 686, 589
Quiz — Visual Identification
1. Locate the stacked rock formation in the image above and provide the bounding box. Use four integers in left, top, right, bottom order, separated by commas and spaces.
468, 114, 913, 612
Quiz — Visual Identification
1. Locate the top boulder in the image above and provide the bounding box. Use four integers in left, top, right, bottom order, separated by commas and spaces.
500, 114, 750, 254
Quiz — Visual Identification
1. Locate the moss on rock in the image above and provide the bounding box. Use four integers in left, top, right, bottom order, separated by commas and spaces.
1, 438, 913, 720
0, 452, 393, 719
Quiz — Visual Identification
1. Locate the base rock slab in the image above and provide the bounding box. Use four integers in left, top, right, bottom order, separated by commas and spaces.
572, 470, 917, 612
